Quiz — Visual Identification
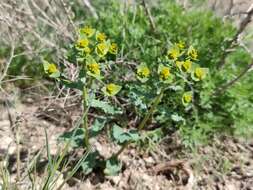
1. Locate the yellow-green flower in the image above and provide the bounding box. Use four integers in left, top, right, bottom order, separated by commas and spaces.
167, 47, 180, 60
43, 61, 60, 78
102, 83, 121, 96
95, 43, 108, 57
158, 64, 173, 83
182, 92, 192, 106
192, 67, 207, 81
96, 32, 107, 42
187, 46, 198, 60
84, 47, 91, 54
159, 66, 170, 80
77, 38, 89, 48
47, 64, 58, 74
176, 41, 185, 49
137, 66, 150, 78
175, 61, 183, 69
181, 60, 192, 73
109, 43, 118, 54
136, 64, 150, 83
80, 26, 95, 37
87, 62, 100, 76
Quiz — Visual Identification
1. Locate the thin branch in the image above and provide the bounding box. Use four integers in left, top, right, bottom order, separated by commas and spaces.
218, 4, 253, 68
226, 11, 248, 17
59, 0, 77, 40
0, 41, 15, 84
224, 0, 233, 16
29, 0, 58, 28
141, 0, 156, 33
82, 0, 98, 19
214, 61, 253, 95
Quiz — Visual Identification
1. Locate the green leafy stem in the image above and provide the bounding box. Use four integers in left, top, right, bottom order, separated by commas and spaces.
113, 87, 165, 158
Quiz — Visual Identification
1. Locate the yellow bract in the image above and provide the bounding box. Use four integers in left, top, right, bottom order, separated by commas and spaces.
77, 38, 89, 48
80, 26, 95, 37
175, 61, 183, 69
87, 62, 100, 76
182, 60, 192, 72
48, 63, 58, 74
137, 66, 150, 78
96, 32, 107, 42
182, 92, 192, 105
167, 47, 180, 60
184, 94, 192, 103
96, 43, 108, 57
188, 46, 198, 60
159, 67, 170, 80
106, 83, 116, 94
176, 41, 185, 49
105, 83, 121, 96
84, 47, 91, 54
109, 43, 118, 54
194, 68, 205, 80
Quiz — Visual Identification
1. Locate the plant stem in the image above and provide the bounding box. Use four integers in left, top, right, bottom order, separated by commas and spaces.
16, 123, 20, 182
113, 87, 165, 158
113, 141, 131, 158
83, 86, 90, 148
138, 88, 164, 130
141, 0, 156, 33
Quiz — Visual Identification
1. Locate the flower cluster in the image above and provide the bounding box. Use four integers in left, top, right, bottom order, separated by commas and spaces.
135, 41, 208, 106
76, 26, 121, 96
44, 26, 122, 97
76, 26, 118, 58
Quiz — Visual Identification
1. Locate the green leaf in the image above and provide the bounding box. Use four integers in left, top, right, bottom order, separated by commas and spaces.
111, 125, 139, 145
90, 99, 122, 115
136, 75, 149, 83
81, 151, 101, 175
59, 119, 106, 148
43, 60, 60, 78
104, 157, 122, 176
60, 79, 84, 91
128, 130, 140, 141
43, 60, 50, 73
49, 72, 60, 78
85, 55, 96, 64
171, 114, 185, 123
89, 119, 106, 137
58, 128, 84, 148
111, 125, 125, 143
87, 71, 103, 80
78, 68, 86, 79
102, 84, 122, 97
168, 85, 183, 91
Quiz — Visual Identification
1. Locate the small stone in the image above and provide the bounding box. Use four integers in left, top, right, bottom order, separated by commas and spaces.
24, 98, 34, 104
106, 175, 121, 185
144, 157, 155, 165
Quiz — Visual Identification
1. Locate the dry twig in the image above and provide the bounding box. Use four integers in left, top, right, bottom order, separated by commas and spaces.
215, 61, 253, 95
81, 0, 98, 19
141, 0, 156, 33
0, 42, 15, 85
150, 160, 194, 189
219, 4, 253, 68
